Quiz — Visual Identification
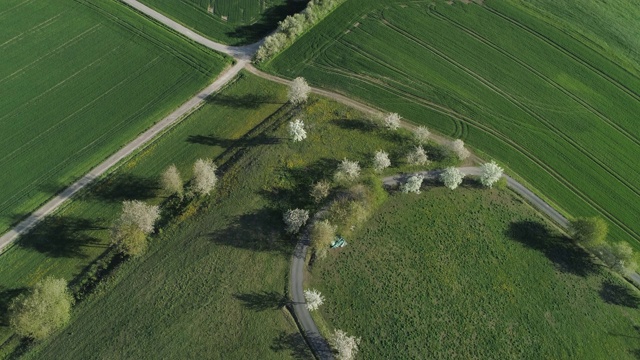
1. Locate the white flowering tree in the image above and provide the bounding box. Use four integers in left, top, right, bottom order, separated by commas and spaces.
383, 112, 401, 130
401, 174, 424, 194
373, 150, 391, 173
480, 160, 504, 188
161, 164, 183, 197
449, 139, 470, 160
304, 289, 325, 311
119, 200, 160, 234
288, 77, 311, 105
440, 167, 464, 190
283, 208, 310, 234
406, 145, 429, 166
192, 158, 218, 196
288, 119, 307, 142
335, 158, 361, 182
414, 126, 430, 144
329, 329, 361, 360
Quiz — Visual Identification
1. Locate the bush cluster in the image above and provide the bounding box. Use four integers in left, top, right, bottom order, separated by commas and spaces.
255, 0, 347, 62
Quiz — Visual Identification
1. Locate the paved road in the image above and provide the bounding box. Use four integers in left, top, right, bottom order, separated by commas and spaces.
4, 2, 638, 359
0, 60, 247, 254
290, 236, 335, 360
120, 0, 261, 61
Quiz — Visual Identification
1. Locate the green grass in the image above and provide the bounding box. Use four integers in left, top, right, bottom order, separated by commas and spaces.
0, 0, 228, 236
262, 0, 640, 248
137, 0, 307, 45
0, 71, 453, 358
309, 185, 640, 359
0, 72, 287, 358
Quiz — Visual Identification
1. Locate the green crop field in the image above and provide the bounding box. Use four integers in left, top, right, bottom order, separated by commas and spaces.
263, 0, 640, 248
0, 73, 287, 358
1, 72, 454, 358
0, 0, 227, 236
138, 0, 306, 45
309, 186, 640, 359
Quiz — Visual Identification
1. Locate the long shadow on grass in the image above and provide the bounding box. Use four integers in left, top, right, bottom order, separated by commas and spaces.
234, 291, 288, 311
600, 280, 640, 308
260, 158, 338, 210
205, 93, 280, 109
0, 287, 27, 326
187, 134, 281, 148
17, 215, 107, 258
207, 208, 292, 256
271, 331, 311, 359
507, 221, 598, 277
225, 0, 307, 44
89, 174, 157, 203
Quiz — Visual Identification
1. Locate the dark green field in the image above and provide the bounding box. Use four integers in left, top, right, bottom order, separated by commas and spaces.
263, 0, 640, 247
0, 0, 227, 236
138, 0, 306, 45
310, 186, 640, 359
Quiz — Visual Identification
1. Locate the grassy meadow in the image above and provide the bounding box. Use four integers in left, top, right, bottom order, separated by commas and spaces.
0, 0, 228, 236
309, 185, 640, 359
138, 0, 307, 45
0, 73, 288, 358
263, 0, 640, 247
1, 71, 454, 358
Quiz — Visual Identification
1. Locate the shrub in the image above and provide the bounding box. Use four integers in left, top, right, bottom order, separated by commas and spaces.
288, 119, 307, 142
373, 150, 391, 173
310, 180, 331, 203
570, 217, 608, 246
449, 139, 470, 160
192, 158, 218, 196
310, 219, 336, 259
406, 145, 429, 166
440, 167, 464, 190
402, 174, 424, 194
480, 160, 504, 188
9, 277, 74, 340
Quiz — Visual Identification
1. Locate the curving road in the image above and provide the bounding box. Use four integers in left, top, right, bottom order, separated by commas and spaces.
2, 2, 638, 360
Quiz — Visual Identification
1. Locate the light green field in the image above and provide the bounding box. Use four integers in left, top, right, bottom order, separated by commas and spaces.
138, 0, 306, 45
1, 71, 454, 358
0, 0, 228, 236
263, 0, 640, 247
310, 186, 640, 359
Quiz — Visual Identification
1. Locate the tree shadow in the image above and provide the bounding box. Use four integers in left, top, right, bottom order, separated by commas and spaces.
226, 0, 307, 44
0, 287, 27, 326
271, 331, 311, 359
205, 93, 280, 109
187, 134, 281, 148
207, 208, 292, 256
630, 348, 640, 359
260, 158, 338, 210
330, 118, 377, 133
506, 221, 598, 277
600, 280, 640, 308
233, 291, 288, 311
89, 174, 157, 203
17, 215, 107, 258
